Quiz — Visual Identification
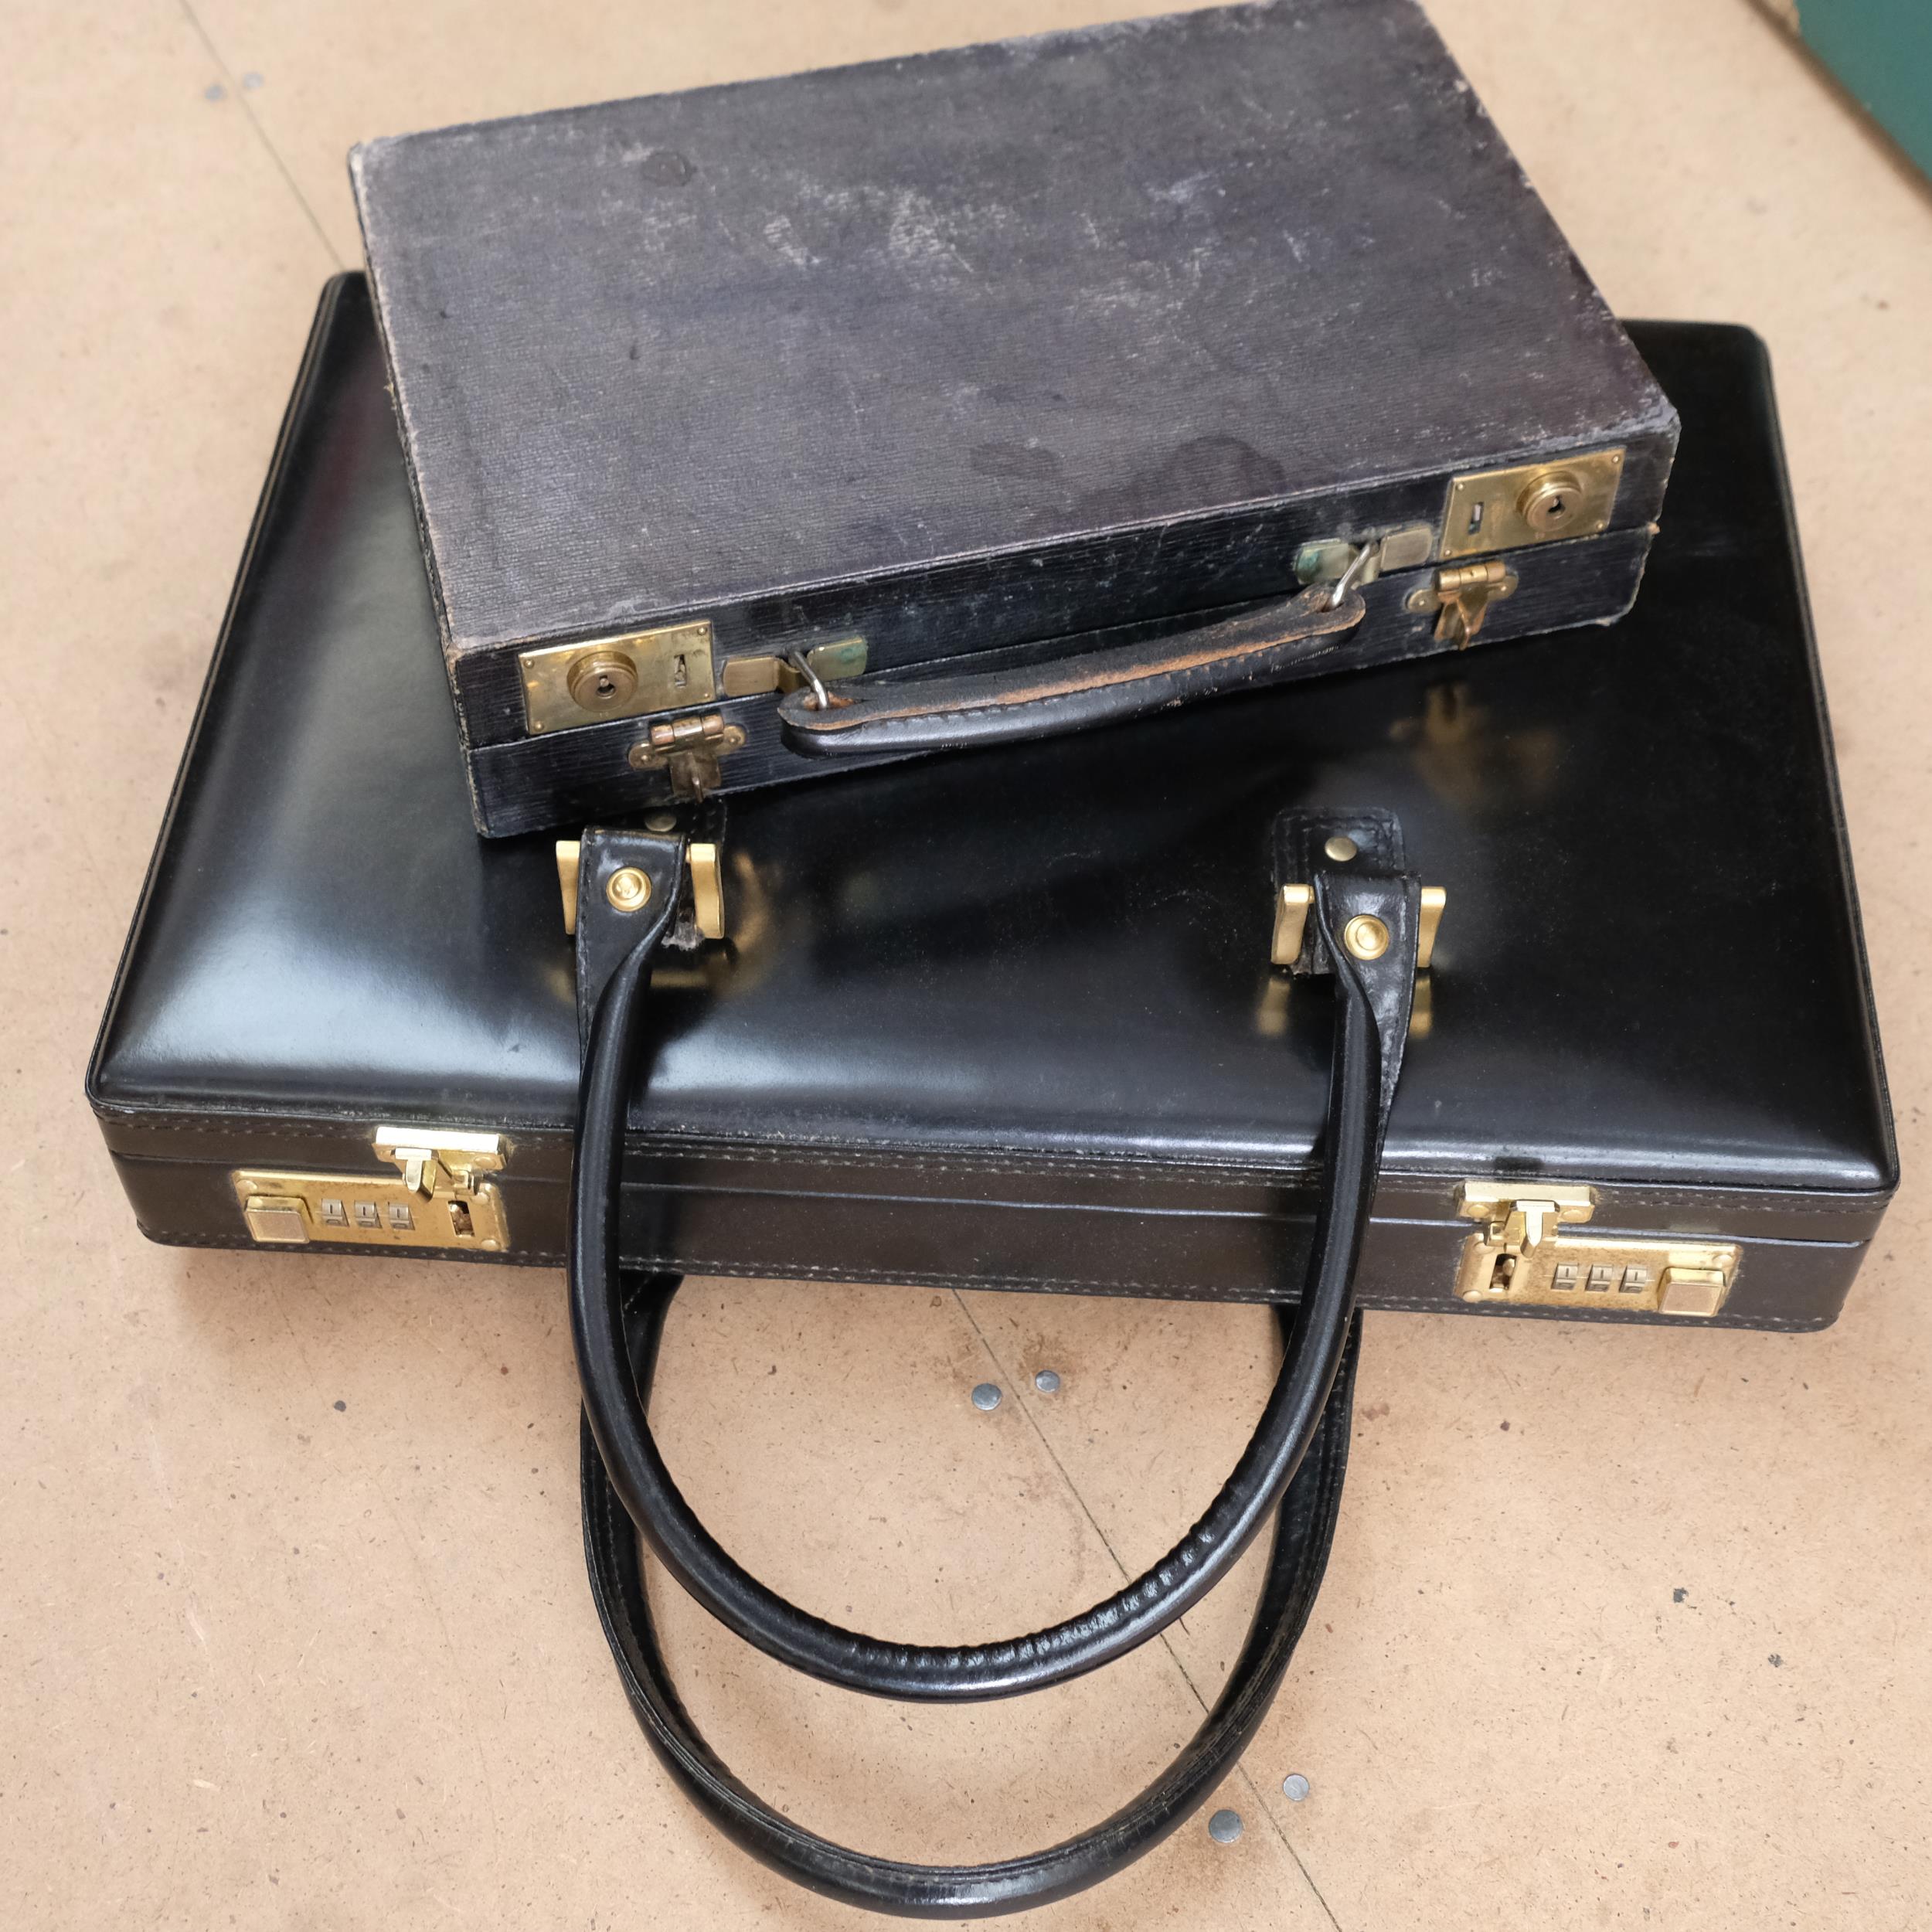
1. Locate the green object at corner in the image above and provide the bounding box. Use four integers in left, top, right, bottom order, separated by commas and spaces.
1777, 0, 1932, 182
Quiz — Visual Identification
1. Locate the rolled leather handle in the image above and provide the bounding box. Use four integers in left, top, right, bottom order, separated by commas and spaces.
776, 583, 1367, 760
569, 846, 1420, 1703
583, 1280, 1363, 1919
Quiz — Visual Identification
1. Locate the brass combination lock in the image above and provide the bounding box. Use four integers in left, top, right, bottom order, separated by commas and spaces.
233, 1128, 510, 1252
1454, 1183, 1735, 1318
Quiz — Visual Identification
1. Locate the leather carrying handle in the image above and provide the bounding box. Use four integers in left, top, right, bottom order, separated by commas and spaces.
583, 1281, 1362, 1918
567, 818, 1418, 1913
775, 583, 1367, 760
570, 825, 1419, 1702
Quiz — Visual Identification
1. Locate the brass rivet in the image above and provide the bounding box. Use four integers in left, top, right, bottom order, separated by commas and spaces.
1343, 914, 1390, 961
643, 811, 679, 833
1323, 835, 1359, 862
606, 867, 652, 911
567, 650, 639, 712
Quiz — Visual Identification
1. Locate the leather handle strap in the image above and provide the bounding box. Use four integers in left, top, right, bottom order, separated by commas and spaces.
775, 584, 1367, 760
570, 825, 1419, 1702
582, 1281, 1362, 1919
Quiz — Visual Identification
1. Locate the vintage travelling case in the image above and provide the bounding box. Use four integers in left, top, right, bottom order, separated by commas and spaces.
350, 0, 1680, 838
88, 280, 1888, 1914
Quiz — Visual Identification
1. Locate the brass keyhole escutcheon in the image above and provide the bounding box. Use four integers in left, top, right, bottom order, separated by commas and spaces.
1516, 468, 1586, 534
567, 650, 640, 713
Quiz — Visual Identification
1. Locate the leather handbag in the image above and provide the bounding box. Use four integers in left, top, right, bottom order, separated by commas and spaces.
90, 284, 1893, 1914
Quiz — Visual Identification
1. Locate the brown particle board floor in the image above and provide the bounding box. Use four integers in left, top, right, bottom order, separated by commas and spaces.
5, 2, 1930, 1927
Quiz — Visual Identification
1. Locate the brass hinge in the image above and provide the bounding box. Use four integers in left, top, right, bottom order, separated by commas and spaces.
624, 711, 748, 799
1454, 1182, 1736, 1317
1406, 559, 1519, 646
233, 1128, 511, 1251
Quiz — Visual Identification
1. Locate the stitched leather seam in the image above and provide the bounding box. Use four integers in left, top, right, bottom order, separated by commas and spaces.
97, 1119, 1890, 1218
130, 1226, 1835, 1329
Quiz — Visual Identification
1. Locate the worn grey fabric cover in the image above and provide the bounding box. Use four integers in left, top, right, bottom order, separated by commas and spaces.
353, 0, 1673, 685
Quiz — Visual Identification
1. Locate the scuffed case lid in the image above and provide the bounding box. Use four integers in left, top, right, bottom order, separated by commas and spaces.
351, 0, 1675, 668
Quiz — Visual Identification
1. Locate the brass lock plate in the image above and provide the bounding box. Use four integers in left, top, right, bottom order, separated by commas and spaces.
1455, 1232, 1737, 1316
1440, 448, 1625, 560
519, 622, 716, 735
1454, 1182, 1736, 1317
233, 1128, 510, 1252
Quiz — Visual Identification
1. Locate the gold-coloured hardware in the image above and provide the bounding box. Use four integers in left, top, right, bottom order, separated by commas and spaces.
1657, 1267, 1730, 1318
566, 651, 638, 713
242, 1194, 309, 1244
1440, 449, 1624, 560
1271, 884, 1313, 968
1324, 835, 1359, 862
1417, 886, 1447, 971
720, 638, 869, 699
644, 811, 679, 834
688, 842, 726, 940
1410, 559, 1518, 645
606, 867, 652, 911
556, 840, 730, 940
519, 621, 716, 735
1272, 883, 1447, 971
802, 638, 868, 683
1295, 523, 1437, 587
1343, 914, 1390, 961
556, 839, 582, 936
721, 656, 782, 697
233, 1128, 510, 1252
1516, 468, 1587, 534
1459, 1182, 1597, 1247
626, 710, 749, 799
1453, 1183, 1735, 1317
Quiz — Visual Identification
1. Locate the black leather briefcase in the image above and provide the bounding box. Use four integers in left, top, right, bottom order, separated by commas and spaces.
89, 281, 1890, 1915
351, 0, 1677, 837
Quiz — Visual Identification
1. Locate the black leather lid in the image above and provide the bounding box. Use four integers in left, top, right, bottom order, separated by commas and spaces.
90, 278, 1895, 1237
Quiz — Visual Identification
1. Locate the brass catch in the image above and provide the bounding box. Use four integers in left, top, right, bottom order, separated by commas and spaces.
1406, 559, 1518, 646
233, 1128, 511, 1252
1454, 1182, 1736, 1317
625, 711, 748, 798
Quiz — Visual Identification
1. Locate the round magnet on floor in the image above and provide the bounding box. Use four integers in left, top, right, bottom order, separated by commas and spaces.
1283, 1774, 1311, 1801
971, 1383, 1002, 1412
1208, 1808, 1243, 1844
1034, 1370, 1061, 1393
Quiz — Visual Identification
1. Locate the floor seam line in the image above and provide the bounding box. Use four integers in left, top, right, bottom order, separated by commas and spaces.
176, 0, 345, 268
948, 1291, 1343, 1923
